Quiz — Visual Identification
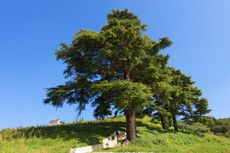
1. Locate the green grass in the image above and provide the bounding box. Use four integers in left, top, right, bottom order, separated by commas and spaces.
0, 116, 230, 153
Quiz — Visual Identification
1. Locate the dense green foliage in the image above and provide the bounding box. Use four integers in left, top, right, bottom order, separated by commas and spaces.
44, 9, 210, 140
1, 117, 230, 153
196, 116, 230, 137
44, 9, 173, 140
178, 122, 210, 133
138, 66, 210, 131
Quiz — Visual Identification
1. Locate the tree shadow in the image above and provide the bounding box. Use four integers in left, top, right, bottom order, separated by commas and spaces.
3, 118, 187, 147
7, 121, 126, 146
179, 130, 206, 137
136, 121, 165, 133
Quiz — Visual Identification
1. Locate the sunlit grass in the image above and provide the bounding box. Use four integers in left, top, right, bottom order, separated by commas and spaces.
0, 116, 230, 153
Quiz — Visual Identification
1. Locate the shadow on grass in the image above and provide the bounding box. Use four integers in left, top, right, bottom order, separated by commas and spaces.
178, 130, 206, 138
1, 118, 184, 146
136, 121, 172, 134
0, 121, 126, 146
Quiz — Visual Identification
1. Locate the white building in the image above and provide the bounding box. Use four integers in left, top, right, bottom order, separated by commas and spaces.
49, 119, 65, 126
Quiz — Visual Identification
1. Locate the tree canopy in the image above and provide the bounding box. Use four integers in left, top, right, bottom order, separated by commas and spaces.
44, 9, 210, 141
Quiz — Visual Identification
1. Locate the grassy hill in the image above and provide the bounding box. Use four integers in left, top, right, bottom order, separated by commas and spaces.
0, 116, 230, 153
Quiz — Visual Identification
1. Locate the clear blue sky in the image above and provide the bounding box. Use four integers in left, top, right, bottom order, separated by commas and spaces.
1, 0, 230, 129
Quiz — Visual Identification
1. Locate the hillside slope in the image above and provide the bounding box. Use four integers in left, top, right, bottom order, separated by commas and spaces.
0, 117, 230, 153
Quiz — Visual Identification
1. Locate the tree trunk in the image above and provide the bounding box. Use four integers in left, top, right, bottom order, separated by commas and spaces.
124, 69, 137, 141
125, 108, 137, 141
159, 113, 166, 130
172, 112, 178, 132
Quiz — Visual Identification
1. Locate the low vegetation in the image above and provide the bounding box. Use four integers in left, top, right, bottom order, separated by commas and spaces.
0, 116, 230, 153
197, 116, 230, 137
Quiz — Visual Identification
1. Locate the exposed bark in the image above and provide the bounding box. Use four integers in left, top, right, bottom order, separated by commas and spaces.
172, 112, 178, 131
125, 108, 137, 141
125, 70, 131, 81
124, 69, 137, 141
159, 113, 166, 130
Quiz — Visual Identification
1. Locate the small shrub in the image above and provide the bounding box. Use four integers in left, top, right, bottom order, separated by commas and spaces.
178, 122, 209, 133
